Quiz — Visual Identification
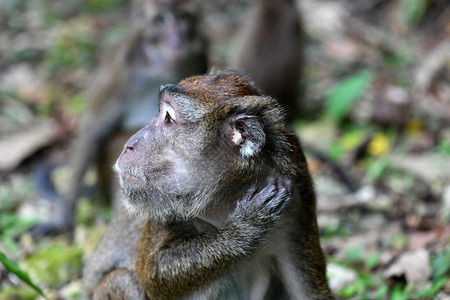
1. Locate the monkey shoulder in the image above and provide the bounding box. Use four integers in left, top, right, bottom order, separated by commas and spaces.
83, 212, 145, 293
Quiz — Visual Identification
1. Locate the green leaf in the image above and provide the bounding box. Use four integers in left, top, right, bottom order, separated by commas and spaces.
326, 70, 374, 122
436, 140, 450, 155
365, 252, 380, 270
0, 251, 46, 298
367, 156, 389, 181
68, 93, 86, 115
415, 277, 446, 298
431, 248, 450, 281
403, 0, 427, 26
0, 213, 38, 251
340, 282, 358, 298
375, 284, 389, 300
346, 247, 364, 262
390, 284, 413, 300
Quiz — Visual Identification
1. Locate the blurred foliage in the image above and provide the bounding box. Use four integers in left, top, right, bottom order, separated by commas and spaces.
68, 93, 87, 116
390, 284, 414, 300
0, 184, 38, 251
0, 186, 17, 211
335, 247, 448, 299
103, 24, 128, 46
365, 253, 380, 270
338, 128, 366, 151
0, 286, 38, 300
23, 242, 83, 288
321, 220, 348, 239
431, 248, 450, 281
76, 198, 113, 226
7, 48, 44, 65
401, 0, 427, 26
339, 274, 388, 299
436, 140, 450, 155
325, 70, 374, 122
384, 51, 413, 69
0, 251, 46, 299
366, 157, 389, 181
345, 247, 364, 263
44, 22, 97, 73
0, 213, 38, 251
415, 277, 447, 298
83, 0, 127, 13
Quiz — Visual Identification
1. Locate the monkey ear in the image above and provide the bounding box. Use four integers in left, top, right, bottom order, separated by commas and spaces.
230, 115, 266, 159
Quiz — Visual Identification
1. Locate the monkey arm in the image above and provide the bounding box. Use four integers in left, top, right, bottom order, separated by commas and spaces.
93, 268, 146, 300
137, 178, 291, 299
137, 223, 260, 299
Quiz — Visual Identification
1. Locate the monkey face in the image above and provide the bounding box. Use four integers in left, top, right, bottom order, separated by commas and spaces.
114, 71, 299, 225
114, 89, 218, 224
133, 0, 204, 64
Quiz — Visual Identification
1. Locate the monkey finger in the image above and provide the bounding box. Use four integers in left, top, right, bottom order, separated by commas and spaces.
242, 185, 259, 201
267, 191, 290, 216
255, 182, 278, 206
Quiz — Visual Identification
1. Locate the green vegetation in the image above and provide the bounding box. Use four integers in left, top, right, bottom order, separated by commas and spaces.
325, 70, 374, 122
0, 251, 46, 299
23, 242, 83, 288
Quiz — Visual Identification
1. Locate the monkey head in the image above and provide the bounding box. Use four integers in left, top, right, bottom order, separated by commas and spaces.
131, 0, 205, 66
114, 70, 301, 224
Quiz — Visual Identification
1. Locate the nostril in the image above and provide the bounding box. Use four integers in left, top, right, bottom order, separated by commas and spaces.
123, 136, 141, 154
124, 146, 134, 153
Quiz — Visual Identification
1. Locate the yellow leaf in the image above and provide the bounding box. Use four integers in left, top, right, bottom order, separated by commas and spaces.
368, 133, 390, 156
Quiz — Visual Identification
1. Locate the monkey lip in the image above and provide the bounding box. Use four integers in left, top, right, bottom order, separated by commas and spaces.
120, 172, 146, 184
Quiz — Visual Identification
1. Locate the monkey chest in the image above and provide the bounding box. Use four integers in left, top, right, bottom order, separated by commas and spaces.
186, 256, 278, 300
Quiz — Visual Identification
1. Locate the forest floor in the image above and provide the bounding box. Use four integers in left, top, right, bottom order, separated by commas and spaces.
0, 0, 449, 299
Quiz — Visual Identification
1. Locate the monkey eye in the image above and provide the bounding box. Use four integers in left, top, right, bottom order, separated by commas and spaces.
162, 102, 176, 124
165, 111, 173, 123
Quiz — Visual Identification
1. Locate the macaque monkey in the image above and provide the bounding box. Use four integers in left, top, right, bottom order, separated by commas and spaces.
229, 0, 302, 121
86, 70, 333, 299
32, 0, 207, 236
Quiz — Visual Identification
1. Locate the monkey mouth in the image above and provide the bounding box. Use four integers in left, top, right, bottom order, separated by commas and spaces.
120, 171, 146, 184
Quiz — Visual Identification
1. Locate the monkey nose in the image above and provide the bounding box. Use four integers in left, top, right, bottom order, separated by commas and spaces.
124, 146, 134, 153
122, 137, 140, 155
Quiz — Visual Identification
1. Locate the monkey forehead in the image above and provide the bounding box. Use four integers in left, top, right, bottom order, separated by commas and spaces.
176, 70, 263, 106
159, 84, 205, 122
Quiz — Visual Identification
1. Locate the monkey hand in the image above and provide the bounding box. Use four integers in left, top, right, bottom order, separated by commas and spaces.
231, 177, 291, 230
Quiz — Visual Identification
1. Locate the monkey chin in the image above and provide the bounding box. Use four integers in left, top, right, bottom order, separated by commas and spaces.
120, 193, 149, 221
119, 184, 196, 226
